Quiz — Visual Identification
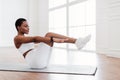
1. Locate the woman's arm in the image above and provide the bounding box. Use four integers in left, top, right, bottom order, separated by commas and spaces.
14, 35, 69, 46
14, 36, 51, 44
34, 36, 51, 43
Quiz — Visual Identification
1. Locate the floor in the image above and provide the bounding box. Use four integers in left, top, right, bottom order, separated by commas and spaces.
0, 48, 120, 80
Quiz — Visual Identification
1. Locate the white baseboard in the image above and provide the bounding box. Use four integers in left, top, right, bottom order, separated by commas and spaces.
96, 48, 120, 58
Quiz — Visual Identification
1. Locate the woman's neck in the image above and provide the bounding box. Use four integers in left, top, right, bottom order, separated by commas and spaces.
18, 32, 24, 36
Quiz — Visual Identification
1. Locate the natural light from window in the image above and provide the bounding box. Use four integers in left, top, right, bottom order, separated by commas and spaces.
49, 0, 96, 51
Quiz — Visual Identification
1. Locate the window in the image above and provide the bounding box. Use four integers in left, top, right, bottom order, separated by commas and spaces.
49, 0, 96, 51
49, 0, 66, 8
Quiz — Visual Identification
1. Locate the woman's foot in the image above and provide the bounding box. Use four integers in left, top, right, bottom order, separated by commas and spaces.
75, 35, 91, 50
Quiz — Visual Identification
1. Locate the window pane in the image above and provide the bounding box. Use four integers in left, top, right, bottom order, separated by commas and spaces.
69, 2, 86, 27
86, 0, 96, 24
49, 8, 66, 29
49, 0, 66, 8
49, 0, 96, 51
49, 8, 67, 48
69, 27, 86, 38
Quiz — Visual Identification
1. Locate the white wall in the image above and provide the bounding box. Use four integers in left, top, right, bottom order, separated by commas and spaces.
0, 0, 2, 42
96, 0, 120, 58
0, 0, 29, 47
0, 0, 49, 47
38, 0, 49, 36
28, 0, 49, 36
28, 0, 39, 35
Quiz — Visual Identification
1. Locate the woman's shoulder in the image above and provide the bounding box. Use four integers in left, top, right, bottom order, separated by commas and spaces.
14, 35, 36, 44
14, 35, 24, 41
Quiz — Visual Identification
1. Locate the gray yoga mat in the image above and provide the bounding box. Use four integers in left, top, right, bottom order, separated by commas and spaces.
0, 63, 97, 75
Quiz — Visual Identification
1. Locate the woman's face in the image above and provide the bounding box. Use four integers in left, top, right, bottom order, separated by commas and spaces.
18, 21, 29, 34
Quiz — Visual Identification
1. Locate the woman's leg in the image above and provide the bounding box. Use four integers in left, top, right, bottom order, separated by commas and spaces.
45, 32, 76, 43
25, 43, 52, 68
38, 35, 74, 47
45, 32, 91, 50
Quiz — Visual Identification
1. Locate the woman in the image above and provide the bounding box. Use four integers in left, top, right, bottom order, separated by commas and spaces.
14, 18, 91, 69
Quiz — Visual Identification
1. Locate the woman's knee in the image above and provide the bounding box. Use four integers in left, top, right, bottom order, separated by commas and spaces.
45, 32, 53, 37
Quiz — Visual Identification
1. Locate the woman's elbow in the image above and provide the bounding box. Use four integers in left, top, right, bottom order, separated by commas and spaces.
33, 36, 42, 42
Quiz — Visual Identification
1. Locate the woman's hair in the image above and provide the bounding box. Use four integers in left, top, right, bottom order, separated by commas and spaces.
15, 18, 26, 31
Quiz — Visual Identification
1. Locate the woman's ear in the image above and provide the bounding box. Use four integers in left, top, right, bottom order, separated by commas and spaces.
17, 26, 20, 31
